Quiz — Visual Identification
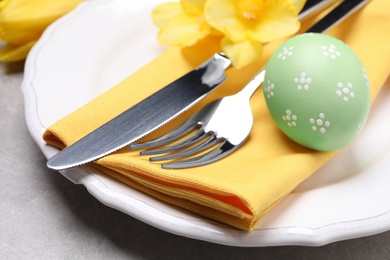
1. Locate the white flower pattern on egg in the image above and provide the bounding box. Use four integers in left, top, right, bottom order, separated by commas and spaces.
294, 72, 312, 90
309, 113, 330, 134
264, 80, 275, 99
282, 109, 297, 127
278, 46, 293, 60
336, 82, 355, 102
321, 44, 341, 59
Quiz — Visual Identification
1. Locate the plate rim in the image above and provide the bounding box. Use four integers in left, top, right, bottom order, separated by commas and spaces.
21, 0, 390, 247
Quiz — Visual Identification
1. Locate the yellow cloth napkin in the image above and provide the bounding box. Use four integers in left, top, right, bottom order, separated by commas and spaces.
44, 0, 390, 231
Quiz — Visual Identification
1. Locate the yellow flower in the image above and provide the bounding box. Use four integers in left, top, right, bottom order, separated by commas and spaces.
0, 0, 82, 62
151, 0, 214, 47
152, 0, 305, 68
205, 0, 305, 68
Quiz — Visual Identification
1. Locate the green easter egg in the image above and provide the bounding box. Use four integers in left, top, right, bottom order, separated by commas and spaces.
263, 33, 370, 151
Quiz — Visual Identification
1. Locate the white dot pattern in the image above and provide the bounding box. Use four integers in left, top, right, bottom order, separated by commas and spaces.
282, 109, 297, 127
265, 80, 275, 99
321, 44, 341, 59
278, 46, 294, 60
310, 113, 330, 134
294, 72, 312, 90
336, 82, 355, 102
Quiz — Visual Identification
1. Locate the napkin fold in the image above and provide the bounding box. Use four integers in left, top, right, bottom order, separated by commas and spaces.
44, 0, 390, 231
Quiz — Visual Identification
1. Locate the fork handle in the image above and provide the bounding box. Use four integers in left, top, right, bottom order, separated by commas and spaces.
235, 70, 266, 100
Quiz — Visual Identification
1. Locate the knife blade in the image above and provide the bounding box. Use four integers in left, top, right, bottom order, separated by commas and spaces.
47, 0, 354, 170
308, 0, 369, 33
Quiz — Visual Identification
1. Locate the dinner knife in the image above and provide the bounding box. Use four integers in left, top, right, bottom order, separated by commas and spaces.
47, 0, 361, 170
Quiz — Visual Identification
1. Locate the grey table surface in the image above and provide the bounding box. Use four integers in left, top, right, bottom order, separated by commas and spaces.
1, 60, 390, 260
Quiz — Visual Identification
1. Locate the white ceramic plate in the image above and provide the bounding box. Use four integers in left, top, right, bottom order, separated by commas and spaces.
22, 0, 390, 247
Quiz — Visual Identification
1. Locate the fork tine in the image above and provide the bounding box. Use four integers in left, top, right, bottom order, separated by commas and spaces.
161, 141, 238, 169
130, 119, 198, 150
130, 99, 222, 150
139, 128, 208, 156
149, 134, 222, 162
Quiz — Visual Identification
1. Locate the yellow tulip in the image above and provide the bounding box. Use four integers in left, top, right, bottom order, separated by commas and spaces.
0, 0, 82, 62
151, 0, 213, 47
205, 0, 305, 68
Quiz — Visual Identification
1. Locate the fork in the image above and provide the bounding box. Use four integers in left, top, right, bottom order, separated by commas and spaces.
130, 70, 265, 169
130, 0, 367, 169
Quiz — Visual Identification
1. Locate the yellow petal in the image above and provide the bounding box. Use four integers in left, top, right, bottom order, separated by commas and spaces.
0, 0, 11, 10
181, 0, 206, 16
0, 26, 42, 45
221, 36, 263, 68
288, 0, 306, 13
0, 41, 35, 62
157, 13, 210, 46
247, 0, 300, 42
205, 0, 247, 42
0, 0, 82, 62
0, 0, 82, 43
151, 2, 183, 29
